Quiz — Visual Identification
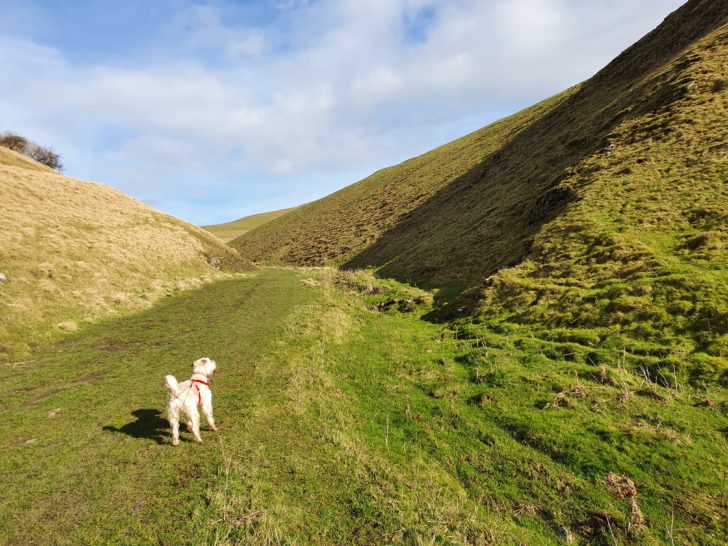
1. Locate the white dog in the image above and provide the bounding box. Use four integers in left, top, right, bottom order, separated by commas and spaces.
164, 357, 218, 446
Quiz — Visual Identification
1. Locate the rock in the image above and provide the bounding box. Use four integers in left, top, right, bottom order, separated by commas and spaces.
0, 272, 7, 283
208, 257, 221, 269
557, 525, 575, 544
599, 143, 614, 155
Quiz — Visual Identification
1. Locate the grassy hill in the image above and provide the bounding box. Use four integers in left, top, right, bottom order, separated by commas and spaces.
0, 146, 253, 362
203, 207, 298, 242
234, 0, 726, 285
233, 0, 727, 380
231, 89, 573, 270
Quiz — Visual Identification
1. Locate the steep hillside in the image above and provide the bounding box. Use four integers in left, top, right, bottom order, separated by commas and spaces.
234, 0, 726, 286
0, 147, 253, 361
234, 0, 727, 375
203, 206, 298, 242
231, 88, 574, 268
453, 10, 728, 382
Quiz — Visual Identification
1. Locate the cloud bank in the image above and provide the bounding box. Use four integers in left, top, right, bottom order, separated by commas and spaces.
0, 0, 684, 224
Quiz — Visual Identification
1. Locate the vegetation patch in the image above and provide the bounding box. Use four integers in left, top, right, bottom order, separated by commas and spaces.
203, 207, 298, 243
0, 147, 253, 362
2, 268, 725, 544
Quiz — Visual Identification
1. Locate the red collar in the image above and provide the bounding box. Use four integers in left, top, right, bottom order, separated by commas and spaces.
192, 379, 208, 405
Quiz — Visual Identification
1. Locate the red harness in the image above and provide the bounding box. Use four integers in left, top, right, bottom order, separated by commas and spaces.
191, 379, 208, 406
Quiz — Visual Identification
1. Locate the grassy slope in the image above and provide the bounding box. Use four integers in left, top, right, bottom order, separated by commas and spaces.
203, 207, 298, 242
234, 0, 727, 382
0, 147, 253, 362
233, 1, 726, 289
451, 15, 728, 385
2, 268, 725, 545
231, 89, 574, 267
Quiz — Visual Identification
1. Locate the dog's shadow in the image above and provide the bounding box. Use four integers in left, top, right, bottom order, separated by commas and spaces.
103, 408, 180, 445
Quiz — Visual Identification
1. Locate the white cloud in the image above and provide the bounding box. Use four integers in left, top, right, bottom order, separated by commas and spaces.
0, 0, 685, 224
172, 5, 268, 59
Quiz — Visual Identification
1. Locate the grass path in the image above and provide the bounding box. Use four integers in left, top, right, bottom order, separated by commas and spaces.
1, 268, 726, 545
1, 269, 317, 544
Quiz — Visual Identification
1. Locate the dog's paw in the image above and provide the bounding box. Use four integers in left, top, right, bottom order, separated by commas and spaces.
172, 439, 179, 447
210, 424, 219, 432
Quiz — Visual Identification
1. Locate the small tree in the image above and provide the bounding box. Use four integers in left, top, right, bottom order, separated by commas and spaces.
27, 144, 64, 171
0, 132, 29, 153
0, 131, 63, 171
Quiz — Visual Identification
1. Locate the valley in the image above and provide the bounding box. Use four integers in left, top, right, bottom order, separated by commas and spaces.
1, 1, 726, 544
1, 268, 725, 544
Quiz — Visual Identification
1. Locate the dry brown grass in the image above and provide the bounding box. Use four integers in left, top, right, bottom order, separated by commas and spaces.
0, 147, 253, 361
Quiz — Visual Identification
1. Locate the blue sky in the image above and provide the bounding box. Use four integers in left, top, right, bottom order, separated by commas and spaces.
0, 0, 684, 225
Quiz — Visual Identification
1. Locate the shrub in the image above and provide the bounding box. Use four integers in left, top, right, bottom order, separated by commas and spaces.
26, 143, 63, 171
0, 132, 29, 152
0, 131, 63, 171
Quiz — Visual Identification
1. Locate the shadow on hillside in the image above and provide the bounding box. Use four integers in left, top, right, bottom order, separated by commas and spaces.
342, 0, 727, 295
103, 408, 173, 445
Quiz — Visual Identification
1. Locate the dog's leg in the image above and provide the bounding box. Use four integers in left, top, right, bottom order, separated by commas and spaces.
169, 411, 180, 447
201, 402, 218, 432
191, 410, 203, 443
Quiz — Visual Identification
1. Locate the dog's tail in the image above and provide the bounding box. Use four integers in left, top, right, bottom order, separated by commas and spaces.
165, 375, 181, 396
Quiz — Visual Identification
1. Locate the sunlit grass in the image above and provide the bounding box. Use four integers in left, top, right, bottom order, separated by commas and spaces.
2, 268, 725, 544
0, 147, 253, 362
203, 207, 298, 243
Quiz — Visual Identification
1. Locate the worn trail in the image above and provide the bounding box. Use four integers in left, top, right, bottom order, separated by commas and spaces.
0, 269, 315, 544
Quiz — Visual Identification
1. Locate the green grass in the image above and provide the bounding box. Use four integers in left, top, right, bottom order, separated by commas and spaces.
2, 268, 726, 544
233, 3, 728, 388
203, 207, 298, 243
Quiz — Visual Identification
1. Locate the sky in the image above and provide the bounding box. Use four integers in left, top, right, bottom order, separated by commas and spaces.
0, 0, 685, 226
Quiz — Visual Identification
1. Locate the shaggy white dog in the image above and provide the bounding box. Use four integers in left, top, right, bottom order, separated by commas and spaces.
165, 357, 218, 446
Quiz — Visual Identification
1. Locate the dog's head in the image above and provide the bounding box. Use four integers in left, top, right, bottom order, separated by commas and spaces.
193, 356, 217, 377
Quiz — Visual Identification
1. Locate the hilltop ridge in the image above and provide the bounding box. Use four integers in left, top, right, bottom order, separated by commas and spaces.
203, 206, 298, 242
